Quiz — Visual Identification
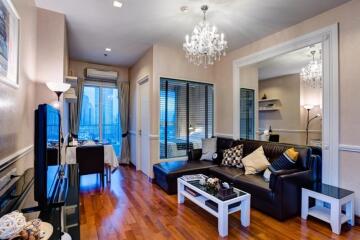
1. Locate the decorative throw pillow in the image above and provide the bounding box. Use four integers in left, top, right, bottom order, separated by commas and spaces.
270, 147, 299, 171
200, 138, 217, 161
242, 146, 270, 175
221, 144, 244, 168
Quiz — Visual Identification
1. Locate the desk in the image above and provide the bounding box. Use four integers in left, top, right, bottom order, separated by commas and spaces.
64, 145, 119, 182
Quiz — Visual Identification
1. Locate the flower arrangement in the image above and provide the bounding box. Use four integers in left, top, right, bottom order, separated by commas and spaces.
205, 177, 220, 195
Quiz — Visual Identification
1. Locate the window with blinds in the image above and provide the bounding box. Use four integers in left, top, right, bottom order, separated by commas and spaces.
160, 78, 214, 159
240, 88, 255, 140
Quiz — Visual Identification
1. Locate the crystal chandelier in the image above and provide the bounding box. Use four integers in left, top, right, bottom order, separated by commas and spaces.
300, 50, 322, 88
183, 5, 228, 67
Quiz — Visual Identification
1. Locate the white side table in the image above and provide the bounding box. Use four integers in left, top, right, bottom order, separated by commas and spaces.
301, 183, 355, 235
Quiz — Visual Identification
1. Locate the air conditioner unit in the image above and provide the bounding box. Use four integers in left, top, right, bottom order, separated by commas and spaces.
85, 68, 118, 81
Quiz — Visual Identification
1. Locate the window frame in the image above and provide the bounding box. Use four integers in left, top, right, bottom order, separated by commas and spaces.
160, 77, 214, 159
79, 81, 121, 155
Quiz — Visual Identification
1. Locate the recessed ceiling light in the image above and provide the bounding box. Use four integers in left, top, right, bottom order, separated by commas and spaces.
180, 6, 189, 13
113, 1, 123, 8
105, 48, 112, 52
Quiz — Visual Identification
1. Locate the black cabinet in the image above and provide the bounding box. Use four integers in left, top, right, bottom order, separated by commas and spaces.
1, 164, 80, 240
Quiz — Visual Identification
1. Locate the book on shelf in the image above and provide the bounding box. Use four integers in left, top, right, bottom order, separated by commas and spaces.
184, 186, 200, 197
205, 200, 240, 212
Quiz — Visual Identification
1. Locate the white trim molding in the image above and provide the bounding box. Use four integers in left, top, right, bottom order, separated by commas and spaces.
233, 24, 339, 186
257, 129, 321, 134
0, 145, 33, 171
339, 144, 360, 153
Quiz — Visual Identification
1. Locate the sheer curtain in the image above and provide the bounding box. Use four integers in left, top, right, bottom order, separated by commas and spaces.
70, 78, 84, 137
117, 81, 130, 164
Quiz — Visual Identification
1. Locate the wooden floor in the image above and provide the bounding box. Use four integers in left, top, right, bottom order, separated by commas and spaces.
79, 166, 360, 240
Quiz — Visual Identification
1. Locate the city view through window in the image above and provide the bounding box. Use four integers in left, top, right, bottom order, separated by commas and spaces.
78, 86, 122, 156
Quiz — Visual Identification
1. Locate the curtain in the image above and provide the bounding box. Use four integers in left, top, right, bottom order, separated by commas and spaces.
70, 78, 84, 137
118, 81, 130, 164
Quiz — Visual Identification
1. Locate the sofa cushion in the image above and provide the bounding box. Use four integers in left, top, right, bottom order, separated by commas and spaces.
270, 148, 299, 171
242, 146, 270, 175
208, 166, 244, 182
221, 144, 243, 168
154, 160, 217, 176
234, 174, 274, 202
200, 138, 217, 161
153, 160, 217, 195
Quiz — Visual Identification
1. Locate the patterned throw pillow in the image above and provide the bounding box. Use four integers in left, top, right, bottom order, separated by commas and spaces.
221, 144, 244, 168
270, 147, 299, 171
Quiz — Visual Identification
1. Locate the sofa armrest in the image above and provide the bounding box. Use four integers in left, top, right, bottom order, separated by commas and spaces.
308, 154, 322, 182
269, 169, 312, 192
188, 149, 202, 161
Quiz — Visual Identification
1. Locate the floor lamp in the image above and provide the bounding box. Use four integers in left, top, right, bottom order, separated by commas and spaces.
46, 82, 71, 165
304, 104, 320, 145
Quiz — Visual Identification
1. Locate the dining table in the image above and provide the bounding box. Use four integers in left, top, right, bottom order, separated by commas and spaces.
63, 144, 119, 182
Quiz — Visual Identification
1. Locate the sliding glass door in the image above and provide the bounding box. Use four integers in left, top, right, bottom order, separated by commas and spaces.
78, 85, 121, 156
160, 78, 214, 159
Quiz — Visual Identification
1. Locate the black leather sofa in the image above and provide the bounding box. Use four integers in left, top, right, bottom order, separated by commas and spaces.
153, 137, 322, 220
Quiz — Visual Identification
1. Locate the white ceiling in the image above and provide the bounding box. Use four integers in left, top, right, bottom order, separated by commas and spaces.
257, 43, 322, 80
35, 0, 349, 67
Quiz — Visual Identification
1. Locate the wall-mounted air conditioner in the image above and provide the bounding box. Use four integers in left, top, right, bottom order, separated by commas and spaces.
85, 68, 118, 81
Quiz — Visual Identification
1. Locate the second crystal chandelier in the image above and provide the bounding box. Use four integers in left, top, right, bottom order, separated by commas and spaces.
183, 5, 228, 67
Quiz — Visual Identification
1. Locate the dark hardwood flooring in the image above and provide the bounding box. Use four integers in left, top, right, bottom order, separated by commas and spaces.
79, 166, 360, 239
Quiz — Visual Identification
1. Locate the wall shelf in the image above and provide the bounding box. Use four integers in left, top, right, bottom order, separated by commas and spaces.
259, 108, 280, 112
258, 98, 279, 103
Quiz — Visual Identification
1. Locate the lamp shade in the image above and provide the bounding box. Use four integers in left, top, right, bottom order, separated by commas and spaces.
46, 82, 71, 93
303, 104, 314, 110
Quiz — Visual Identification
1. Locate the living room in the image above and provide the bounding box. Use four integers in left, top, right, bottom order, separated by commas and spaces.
0, 0, 359, 239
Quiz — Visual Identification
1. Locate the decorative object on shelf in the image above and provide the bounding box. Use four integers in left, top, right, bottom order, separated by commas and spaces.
183, 5, 228, 67
0, 211, 26, 239
300, 50, 322, 89
304, 104, 321, 145
262, 94, 267, 100
0, 0, 20, 88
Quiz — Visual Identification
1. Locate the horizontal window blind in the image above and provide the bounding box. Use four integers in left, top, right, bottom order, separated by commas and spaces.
160, 78, 214, 159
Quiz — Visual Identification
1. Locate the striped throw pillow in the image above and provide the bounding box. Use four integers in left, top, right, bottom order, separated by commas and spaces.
270, 148, 299, 171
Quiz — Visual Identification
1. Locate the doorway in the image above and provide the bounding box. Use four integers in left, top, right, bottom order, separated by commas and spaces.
233, 24, 339, 186
137, 77, 150, 177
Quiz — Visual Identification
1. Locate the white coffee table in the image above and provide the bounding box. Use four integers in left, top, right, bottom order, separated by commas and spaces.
177, 175, 251, 237
301, 183, 355, 235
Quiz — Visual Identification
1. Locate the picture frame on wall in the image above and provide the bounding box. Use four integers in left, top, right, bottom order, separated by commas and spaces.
0, 0, 19, 88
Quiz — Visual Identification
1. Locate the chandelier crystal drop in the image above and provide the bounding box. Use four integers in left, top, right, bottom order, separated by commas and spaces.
300, 50, 322, 88
183, 5, 228, 67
